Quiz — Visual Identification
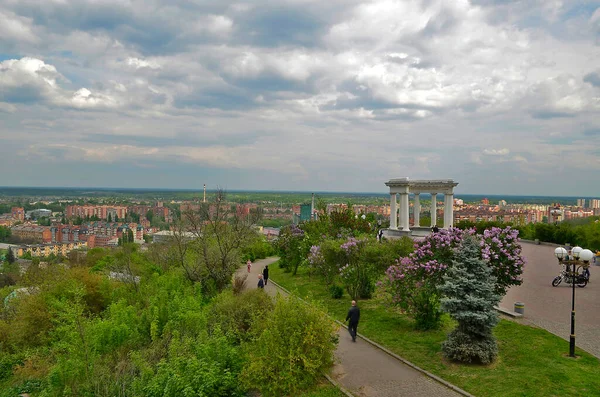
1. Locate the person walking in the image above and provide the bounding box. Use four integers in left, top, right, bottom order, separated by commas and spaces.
263, 265, 269, 286
247, 259, 252, 273
345, 300, 360, 342
257, 274, 265, 289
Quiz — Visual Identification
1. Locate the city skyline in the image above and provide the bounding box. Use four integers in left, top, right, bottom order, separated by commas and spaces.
1, 1, 600, 195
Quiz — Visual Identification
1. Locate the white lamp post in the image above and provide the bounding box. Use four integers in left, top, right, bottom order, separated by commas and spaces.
554, 246, 594, 357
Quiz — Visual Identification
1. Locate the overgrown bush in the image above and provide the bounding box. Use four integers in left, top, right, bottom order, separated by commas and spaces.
137, 332, 245, 397
232, 274, 247, 295
241, 295, 338, 397
207, 289, 274, 344
329, 284, 344, 299
241, 235, 274, 262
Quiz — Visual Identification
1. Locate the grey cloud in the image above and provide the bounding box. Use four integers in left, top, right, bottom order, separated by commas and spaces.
583, 71, 600, 86
1, 0, 600, 195
233, 6, 327, 48
583, 128, 600, 136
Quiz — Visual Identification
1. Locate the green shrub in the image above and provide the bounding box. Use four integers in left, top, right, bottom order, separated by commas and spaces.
242, 235, 274, 262
362, 237, 414, 273
207, 289, 274, 344
412, 290, 441, 330
241, 296, 338, 397
329, 284, 344, 299
139, 332, 245, 397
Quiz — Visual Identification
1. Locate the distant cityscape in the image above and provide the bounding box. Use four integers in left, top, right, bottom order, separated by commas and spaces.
1, 189, 599, 260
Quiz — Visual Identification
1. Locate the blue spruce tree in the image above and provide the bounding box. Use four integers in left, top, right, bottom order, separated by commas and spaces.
439, 235, 500, 364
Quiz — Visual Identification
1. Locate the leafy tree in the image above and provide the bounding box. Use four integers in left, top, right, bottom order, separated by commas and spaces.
277, 224, 305, 274
146, 210, 154, 223
177, 189, 261, 293
6, 248, 15, 264
107, 213, 112, 222
439, 235, 500, 364
0, 226, 11, 242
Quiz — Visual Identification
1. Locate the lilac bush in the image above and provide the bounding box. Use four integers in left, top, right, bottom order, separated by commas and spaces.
380, 227, 525, 329
337, 237, 375, 299
481, 227, 524, 295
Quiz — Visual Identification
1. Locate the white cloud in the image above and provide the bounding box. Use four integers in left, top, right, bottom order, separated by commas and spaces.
126, 57, 161, 70
483, 148, 510, 156
0, 10, 38, 44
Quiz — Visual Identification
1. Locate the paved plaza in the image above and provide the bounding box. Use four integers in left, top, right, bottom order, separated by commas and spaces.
501, 242, 600, 358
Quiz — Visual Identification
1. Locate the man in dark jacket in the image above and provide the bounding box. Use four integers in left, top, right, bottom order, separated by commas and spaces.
345, 300, 360, 342
263, 265, 269, 286
257, 274, 265, 289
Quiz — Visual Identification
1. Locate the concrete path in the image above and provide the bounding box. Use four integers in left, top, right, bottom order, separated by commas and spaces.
237, 257, 465, 397
501, 242, 600, 359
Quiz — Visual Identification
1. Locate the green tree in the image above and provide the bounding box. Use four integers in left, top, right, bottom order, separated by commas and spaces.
146, 210, 154, 223
439, 235, 500, 364
6, 248, 15, 264
107, 213, 112, 222
0, 226, 11, 242
177, 189, 261, 294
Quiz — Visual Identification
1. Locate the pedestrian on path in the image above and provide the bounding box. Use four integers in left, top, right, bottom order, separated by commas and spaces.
346, 300, 360, 342
257, 274, 265, 289
263, 265, 269, 286
247, 259, 252, 273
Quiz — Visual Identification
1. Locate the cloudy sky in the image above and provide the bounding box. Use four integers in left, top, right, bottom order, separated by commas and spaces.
1, 0, 600, 196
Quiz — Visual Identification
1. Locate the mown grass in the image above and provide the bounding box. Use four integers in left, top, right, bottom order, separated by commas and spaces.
271, 263, 600, 397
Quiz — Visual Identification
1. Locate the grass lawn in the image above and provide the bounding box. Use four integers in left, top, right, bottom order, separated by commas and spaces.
270, 263, 600, 397
298, 379, 347, 397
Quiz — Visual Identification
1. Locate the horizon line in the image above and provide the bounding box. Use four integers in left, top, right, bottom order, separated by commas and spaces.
0, 185, 598, 199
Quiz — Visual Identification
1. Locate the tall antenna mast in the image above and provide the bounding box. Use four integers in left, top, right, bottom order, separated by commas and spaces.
203, 184, 206, 203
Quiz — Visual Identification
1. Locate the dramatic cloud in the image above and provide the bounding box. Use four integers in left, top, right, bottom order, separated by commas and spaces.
1, 0, 599, 196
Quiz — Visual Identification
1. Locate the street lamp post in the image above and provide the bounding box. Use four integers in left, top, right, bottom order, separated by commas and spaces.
554, 246, 594, 357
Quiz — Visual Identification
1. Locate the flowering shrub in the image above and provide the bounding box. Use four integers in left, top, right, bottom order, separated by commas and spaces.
481, 227, 524, 296
380, 227, 525, 329
307, 239, 346, 285
277, 225, 305, 274
338, 238, 375, 299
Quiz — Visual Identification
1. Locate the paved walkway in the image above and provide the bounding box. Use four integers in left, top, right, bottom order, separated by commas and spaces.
237, 257, 465, 397
501, 242, 600, 359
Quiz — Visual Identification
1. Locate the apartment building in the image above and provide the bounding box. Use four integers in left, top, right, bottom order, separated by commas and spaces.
66, 205, 127, 220
15, 241, 87, 258
11, 224, 52, 243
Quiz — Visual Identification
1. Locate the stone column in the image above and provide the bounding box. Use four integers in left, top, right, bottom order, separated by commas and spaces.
400, 192, 410, 230
414, 193, 421, 227
390, 193, 397, 229
444, 193, 454, 229
430, 193, 437, 227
